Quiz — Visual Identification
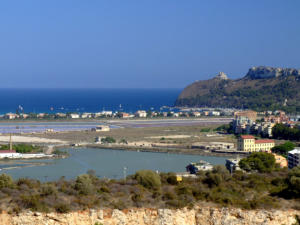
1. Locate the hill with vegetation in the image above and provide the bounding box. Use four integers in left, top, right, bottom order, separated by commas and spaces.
175, 66, 300, 113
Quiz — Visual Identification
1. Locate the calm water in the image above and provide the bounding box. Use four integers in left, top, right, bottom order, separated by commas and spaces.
0, 148, 227, 181
0, 88, 181, 114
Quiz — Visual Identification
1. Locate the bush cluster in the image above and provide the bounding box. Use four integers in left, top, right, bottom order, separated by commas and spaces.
0, 166, 299, 213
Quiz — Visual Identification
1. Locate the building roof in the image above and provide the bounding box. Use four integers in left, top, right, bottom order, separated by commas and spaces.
255, 139, 275, 144
241, 135, 255, 139
289, 148, 300, 154
0, 150, 16, 154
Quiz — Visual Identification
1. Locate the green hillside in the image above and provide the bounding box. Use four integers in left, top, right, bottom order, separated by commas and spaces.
175, 67, 300, 113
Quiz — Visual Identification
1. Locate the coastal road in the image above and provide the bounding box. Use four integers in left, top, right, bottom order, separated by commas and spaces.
106, 118, 233, 128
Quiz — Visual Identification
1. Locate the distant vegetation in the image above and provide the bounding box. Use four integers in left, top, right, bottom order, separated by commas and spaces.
271, 141, 296, 157
215, 123, 234, 134
200, 128, 211, 132
52, 149, 69, 156
101, 137, 116, 144
272, 124, 300, 141
0, 144, 41, 153
0, 165, 300, 213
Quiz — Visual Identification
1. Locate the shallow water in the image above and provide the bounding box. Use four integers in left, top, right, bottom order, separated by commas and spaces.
0, 122, 111, 133
0, 148, 228, 181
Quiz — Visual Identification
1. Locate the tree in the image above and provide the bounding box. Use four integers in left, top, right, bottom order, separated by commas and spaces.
0, 174, 14, 189
74, 174, 94, 195
239, 152, 276, 173
287, 167, 300, 198
271, 141, 295, 157
101, 137, 116, 144
272, 124, 300, 141
134, 170, 161, 190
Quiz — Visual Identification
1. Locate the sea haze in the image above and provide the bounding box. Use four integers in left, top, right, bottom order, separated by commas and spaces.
0, 88, 181, 114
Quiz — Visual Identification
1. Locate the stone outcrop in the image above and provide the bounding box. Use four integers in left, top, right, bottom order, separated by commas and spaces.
215, 72, 229, 80
246, 66, 300, 79
0, 207, 299, 225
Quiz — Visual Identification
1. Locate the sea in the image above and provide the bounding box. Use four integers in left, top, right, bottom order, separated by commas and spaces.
0, 88, 182, 114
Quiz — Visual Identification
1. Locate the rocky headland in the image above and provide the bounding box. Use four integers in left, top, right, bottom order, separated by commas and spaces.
175, 66, 300, 112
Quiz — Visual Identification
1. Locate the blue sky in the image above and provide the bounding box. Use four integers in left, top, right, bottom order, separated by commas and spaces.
0, 0, 300, 88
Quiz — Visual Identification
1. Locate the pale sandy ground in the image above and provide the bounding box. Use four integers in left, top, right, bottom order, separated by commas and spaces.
0, 135, 67, 144
146, 135, 192, 139
126, 141, 179, 147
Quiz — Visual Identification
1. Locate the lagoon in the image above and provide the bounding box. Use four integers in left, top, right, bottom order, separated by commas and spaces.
0, 148, 228, 181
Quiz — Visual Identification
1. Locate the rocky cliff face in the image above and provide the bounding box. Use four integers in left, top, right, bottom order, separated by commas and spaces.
246, 66, 300, 79
0, 207, 299, 225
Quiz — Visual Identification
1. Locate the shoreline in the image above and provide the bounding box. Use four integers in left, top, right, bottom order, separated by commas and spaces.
71, 144, 246, 158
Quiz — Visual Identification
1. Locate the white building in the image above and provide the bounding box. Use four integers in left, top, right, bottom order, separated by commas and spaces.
55, 113, 66, 118
173, 113, 180, 117
70, 114, 80, 119
4, 113, 19, 120
0, 150, 21, 158
135, 110, 147, 118
209, 111, 220, 116
81, 113, 92, 118
192, 112, 201, 117
101, 111, 113, 117
288, 148, 300, 169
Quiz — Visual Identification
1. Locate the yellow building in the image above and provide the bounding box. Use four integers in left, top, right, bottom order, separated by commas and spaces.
272, 153, 288, 168
237, 135, 275, 152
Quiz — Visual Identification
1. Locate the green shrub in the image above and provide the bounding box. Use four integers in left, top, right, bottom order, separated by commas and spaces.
132, 193, 143, 202
17, 178, 40, 189
0, 174, 14, 189
163, 191, 176, 200
200, 128, 211, 132
166, 174, 178, 185
134, 170, 161, 190
55, 203, 70, 213
204, 173, 222, 187
0, 144, 40, 153
119, 139, 128, 144
94, 222, 104, 225
20, 195, 48, 212
101, 137, 116, 144
75, 174, 95, 195
41, 183, 57, 196
99, 185, 110, 193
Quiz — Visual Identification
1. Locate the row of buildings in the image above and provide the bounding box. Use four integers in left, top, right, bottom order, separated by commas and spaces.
1, 109, 230, 120
233, 110, 295, 137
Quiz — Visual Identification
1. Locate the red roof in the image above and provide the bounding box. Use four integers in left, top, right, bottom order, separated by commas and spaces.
0, 150, 16, 154
255, 139, 275, 144
241, 135, 255, 139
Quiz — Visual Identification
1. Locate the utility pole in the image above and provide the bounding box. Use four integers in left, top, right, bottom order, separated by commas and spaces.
9, 133, 12, 150
123, 167, 127, 180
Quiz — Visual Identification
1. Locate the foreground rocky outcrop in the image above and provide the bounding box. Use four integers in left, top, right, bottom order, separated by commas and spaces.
0, 206, 299, 225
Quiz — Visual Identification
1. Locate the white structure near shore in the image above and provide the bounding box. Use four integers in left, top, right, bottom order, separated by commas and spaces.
92, 125, 110, 132
0, 150, 53, 159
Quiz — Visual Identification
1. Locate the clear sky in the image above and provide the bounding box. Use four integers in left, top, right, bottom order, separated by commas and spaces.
0, 0, 300, 88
